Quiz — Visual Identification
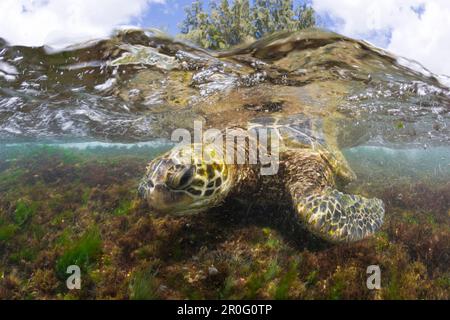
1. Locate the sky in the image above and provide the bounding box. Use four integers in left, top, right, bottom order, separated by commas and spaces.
0, 0, 449, 76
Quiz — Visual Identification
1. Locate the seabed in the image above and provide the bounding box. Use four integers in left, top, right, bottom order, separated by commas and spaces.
0, 144, 448, 300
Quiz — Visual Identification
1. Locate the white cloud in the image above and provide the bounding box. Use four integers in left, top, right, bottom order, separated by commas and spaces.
0, 0, 165, 48
313, 0, 450, 76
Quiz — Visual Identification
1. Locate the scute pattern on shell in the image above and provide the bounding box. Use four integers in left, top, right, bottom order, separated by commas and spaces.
247, 114, 326, 151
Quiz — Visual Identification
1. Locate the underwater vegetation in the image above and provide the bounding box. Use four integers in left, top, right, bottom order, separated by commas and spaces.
0, 146, 448, 300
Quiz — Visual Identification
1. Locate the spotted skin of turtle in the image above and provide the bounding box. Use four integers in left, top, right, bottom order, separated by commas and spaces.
138, 117, 385, 243
299, 188, 384, 242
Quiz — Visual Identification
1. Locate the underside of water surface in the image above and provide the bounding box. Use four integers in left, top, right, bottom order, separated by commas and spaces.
0, 29, 449, 299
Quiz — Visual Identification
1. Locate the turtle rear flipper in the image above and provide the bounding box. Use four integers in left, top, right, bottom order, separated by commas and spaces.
296, 188, 384, 243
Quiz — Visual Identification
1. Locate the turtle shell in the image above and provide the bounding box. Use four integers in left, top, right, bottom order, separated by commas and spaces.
247, 113, 327, 151
247, 113, 356, 183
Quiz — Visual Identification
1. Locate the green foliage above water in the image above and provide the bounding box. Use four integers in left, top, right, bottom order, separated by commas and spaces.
179, 0, 316, 49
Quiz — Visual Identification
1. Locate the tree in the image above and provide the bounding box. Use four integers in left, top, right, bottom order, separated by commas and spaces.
210, 0, 233, 48
179, 1, 216, 48
179, 1, 204, 34
296, 3, 316, 29
179, 0, 316, 49
229, 0, 253, 46
253, 0, 295, 37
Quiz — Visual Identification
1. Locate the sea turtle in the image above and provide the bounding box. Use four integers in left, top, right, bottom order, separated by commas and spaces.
138, 114, 384, 243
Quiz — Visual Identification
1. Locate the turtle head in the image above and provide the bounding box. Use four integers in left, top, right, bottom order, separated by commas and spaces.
138, 144, 233, 215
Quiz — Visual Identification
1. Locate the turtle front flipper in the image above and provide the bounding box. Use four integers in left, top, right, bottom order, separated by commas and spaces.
295, 188, 384, 243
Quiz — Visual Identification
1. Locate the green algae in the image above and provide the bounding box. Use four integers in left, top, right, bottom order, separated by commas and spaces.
218, 276, 235, 299
305, 270, 319, 287
113, 200, 134, 216
245, 260, 280, 299
263, 228, 283, 249
384, 267, 401, 300
14, 200, 36, 226
0, 169, 26, 191
0, 224, 19, 242
129, 267, 160, 300
9, 247, 37, 264
328, 280, 345, 300
274, 260, 299, 300
55, 227, 102, 279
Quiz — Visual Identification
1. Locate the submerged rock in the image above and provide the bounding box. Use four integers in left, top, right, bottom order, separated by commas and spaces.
208, 266, 219, 276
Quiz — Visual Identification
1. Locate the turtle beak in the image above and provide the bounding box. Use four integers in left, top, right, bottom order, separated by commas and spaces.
145, 184, 180, 213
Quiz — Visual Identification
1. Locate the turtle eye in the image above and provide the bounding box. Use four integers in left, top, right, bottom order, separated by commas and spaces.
179, 166, 195, 188
167, 165, 196, 189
